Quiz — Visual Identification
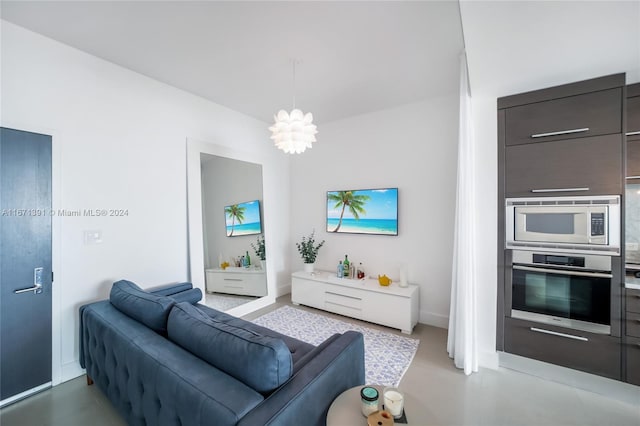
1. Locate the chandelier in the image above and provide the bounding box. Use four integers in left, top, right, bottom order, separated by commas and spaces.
269, 61, 317, 154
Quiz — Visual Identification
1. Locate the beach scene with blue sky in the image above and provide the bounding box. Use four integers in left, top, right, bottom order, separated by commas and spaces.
225, 200, 262, 236
327, 188, 398, 235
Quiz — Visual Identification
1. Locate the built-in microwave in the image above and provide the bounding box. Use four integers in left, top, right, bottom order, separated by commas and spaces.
505, 195, 620, 255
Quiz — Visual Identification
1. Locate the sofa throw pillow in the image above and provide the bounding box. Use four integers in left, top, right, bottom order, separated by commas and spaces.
109, 280, 175, 334
167, 302, 293, 393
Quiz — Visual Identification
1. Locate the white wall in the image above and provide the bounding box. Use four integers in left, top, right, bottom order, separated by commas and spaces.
1, 21, 290, 383
201, 155, 264, 268
289, 96, 459, 328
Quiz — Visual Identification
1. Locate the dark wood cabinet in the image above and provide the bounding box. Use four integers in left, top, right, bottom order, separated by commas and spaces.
628, 83, 640, 142
504, 317, 621, 380
505, 134, 623, 197
504, 88, 622, 146
497, 74, 627, 383
625, 336, 640, 386
627, 288, 640, 313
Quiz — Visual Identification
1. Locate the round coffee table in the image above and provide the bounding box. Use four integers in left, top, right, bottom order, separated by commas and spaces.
327, 385, 433, 425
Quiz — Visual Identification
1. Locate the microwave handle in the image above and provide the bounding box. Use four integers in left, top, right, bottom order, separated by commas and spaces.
530, 187, 590, 193
513, 265, 612, 279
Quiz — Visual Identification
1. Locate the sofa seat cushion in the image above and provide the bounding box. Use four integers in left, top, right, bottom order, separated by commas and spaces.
110, 280, 175, 334
195, 304, 315, 367
167, 303, 293, 393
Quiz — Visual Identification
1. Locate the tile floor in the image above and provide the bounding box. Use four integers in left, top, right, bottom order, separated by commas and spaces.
1, 295, 639, 426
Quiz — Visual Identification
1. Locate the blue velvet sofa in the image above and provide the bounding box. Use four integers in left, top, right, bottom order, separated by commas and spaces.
79, 280, 365, 426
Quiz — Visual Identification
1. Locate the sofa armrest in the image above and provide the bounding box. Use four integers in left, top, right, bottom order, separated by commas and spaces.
237, 330, 365, 426
147, 282, 193, 296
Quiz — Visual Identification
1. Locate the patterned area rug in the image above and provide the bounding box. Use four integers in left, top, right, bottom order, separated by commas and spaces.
252, 305, 419, 386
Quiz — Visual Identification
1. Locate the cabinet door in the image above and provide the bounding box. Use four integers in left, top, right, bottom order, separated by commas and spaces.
627, 94, 640, 142
505, 88, 622, 146
505, 134, 622, 197
626, 288, 640, 313
626, 140, 640, 179
504, 317, 621, 380
625, 336, 640, 386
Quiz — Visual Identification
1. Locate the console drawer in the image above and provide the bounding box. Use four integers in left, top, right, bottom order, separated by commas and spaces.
504, 88, 622, 146
504, 317, 621, 380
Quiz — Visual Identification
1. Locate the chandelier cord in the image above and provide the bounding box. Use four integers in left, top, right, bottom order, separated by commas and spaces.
292, 60, 296, 109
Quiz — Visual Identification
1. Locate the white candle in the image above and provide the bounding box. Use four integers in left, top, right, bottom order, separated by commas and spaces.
383, 388, 404, 418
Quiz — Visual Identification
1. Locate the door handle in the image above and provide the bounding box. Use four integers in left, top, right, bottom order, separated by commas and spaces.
530, 128, 589, 138
14, 283, 43, 294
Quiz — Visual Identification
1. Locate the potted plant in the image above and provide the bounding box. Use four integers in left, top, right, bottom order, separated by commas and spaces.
251, 235, 266, 269
296, 230, 325, 273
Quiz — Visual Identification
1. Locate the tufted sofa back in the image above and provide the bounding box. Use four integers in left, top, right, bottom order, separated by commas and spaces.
80, 301, 265, 426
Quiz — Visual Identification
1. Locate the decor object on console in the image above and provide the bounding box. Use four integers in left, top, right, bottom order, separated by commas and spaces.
269, 60, 317, 154
378, 274, 392, 286
296, 230, 325, 272
250, 234, 266, 261
327, 188, 398, 235
80, 280, 365, 426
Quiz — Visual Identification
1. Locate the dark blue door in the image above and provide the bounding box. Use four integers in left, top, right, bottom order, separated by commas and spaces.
0, 127, 52, 405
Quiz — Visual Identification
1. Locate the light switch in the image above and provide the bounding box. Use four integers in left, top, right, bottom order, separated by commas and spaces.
84, 230, 103, 245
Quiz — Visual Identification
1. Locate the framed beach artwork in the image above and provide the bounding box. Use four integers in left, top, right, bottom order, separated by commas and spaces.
224, 200, 262, 237
326, 188, 398, 235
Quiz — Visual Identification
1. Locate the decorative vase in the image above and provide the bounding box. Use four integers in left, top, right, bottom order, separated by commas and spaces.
399, 262, 409, 288
303, 262, 315, 273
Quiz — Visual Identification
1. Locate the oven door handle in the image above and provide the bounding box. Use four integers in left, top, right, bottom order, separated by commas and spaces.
513, 265, 612, 279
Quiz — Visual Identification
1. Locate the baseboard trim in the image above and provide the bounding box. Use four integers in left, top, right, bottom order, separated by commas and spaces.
275, 284, 291, 298
499, 351, 640, 405
419, 310, 448, 329
60, 361, 84, 383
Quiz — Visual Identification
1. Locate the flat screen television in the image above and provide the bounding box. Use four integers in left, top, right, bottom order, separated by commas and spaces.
225, 200, 262, 237
326, 188, 398, 235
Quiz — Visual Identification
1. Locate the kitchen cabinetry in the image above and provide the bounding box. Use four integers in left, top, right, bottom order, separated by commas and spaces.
504, 87, 622, 146
626, 84, 640, 180
505, 134, 622, 197
625, 288, 640, 385
500, 75, 624, 198
205, 268, 267, 297
291, 271, 419, 334
504, 317, 621, 380
497, 74, 626, 382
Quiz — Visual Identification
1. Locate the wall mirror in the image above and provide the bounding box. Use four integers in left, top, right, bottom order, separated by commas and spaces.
187, 139, 273, 315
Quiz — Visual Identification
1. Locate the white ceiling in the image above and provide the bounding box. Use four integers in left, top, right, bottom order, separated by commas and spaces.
460, 1, 640, 98
0, 0, 465, 125
1, 1, 638, 125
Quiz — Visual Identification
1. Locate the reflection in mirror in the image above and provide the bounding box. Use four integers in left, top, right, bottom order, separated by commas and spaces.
200, 153, 267, 311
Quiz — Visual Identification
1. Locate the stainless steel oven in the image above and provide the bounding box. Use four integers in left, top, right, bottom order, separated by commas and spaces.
505, 195, 620, 255
510, 250, 613, 335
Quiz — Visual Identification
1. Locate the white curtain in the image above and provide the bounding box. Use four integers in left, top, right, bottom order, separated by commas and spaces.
447, 51, 479, 375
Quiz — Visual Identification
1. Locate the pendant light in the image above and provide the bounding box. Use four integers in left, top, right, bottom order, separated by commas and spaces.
269, 60, 318, 154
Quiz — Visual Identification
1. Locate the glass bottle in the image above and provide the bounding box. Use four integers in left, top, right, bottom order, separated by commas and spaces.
246, 250, 251, 267
357, 262, 365, 279
343, 255, 350, 278
337, 261, 343, 278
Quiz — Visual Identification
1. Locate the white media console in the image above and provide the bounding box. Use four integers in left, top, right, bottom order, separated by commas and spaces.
291, 271, 419, 334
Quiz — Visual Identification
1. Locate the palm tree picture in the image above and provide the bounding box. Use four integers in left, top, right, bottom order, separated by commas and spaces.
328, 191, 371, 232
225, 203, 246, 236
